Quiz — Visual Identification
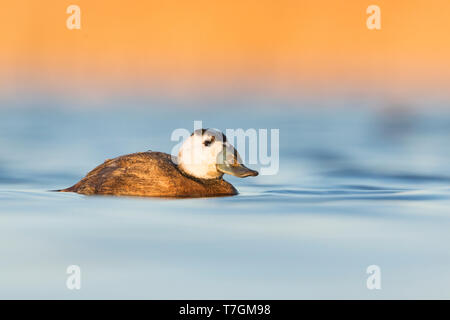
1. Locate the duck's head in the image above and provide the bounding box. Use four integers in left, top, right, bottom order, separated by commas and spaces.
178, 128, 259, 180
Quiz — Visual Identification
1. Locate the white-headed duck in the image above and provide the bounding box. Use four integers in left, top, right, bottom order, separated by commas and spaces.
59, 129, 258, 197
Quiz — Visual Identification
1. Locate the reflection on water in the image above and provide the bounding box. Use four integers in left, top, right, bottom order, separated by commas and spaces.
0, 104, 450, 299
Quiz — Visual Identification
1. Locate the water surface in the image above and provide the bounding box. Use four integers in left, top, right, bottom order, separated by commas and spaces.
1, 104, 450, 299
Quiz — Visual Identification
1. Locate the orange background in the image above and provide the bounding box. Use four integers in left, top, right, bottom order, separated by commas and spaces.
1, 0, 450, 99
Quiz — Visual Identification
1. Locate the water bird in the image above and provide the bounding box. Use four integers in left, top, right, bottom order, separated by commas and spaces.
59, 129, 258, 197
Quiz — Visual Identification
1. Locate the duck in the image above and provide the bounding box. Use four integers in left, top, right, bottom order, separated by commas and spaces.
58, 128, 258, 197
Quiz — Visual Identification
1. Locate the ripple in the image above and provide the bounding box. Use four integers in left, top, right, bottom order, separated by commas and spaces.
327, 168, 450, 184
263, 188, 450, 202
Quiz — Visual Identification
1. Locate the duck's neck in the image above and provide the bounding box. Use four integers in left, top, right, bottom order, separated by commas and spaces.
177, 164, 224, 183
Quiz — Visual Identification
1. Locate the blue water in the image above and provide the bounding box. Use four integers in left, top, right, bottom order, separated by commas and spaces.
1, 101, 450, 299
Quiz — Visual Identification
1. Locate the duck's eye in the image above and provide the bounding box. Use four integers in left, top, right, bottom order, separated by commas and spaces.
203, 135, 215, 147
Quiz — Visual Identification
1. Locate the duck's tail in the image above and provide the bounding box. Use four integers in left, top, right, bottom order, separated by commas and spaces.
49, 185, 78, 192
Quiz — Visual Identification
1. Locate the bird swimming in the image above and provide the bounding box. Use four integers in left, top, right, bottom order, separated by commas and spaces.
58, 128, 258, 197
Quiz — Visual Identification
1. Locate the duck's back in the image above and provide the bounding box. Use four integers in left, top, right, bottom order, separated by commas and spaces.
60, 152, 237, 197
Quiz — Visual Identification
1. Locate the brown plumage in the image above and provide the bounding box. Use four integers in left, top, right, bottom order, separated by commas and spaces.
59, 152, 237, 198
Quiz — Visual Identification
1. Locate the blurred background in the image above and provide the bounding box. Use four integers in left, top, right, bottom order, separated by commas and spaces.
1, 0, 450, 299
1, 0, 450, 104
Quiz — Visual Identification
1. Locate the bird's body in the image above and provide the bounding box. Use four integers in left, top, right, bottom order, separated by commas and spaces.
60, 151, 237, 197
59, 128, 258, 198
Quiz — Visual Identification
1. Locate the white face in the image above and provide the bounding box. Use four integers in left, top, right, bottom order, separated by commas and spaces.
177, 129, 258, 180
178, 129, 227, 179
